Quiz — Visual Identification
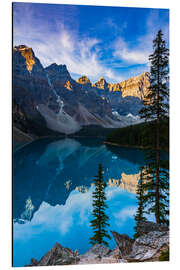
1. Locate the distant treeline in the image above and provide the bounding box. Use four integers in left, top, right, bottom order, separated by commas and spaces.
106, 119, 169, 152
72, 125, 115, 138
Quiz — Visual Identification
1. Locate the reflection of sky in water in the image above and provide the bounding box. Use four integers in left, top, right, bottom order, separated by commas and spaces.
13, 138, 145, 267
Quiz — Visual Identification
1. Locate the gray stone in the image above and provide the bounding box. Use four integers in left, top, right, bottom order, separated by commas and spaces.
136, 221, 168, 236
78, 244, 127, 265
26, 242, 79, 266
80, 244, 111, 259
128, 230, 169, 261
111, 231, 134, 257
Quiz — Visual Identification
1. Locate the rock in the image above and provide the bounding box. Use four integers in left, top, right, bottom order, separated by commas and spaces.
120, 72, 150, 100
45, 63, 113, 120
26, 242, 79, 266
13, 44, 151, 137
77, 75, 91, 84
111, 231, 134, 257
13, 45, 115, 135
14, 45, 36, 72
110, 245, 122, 259
13, 45, 58, 137
78, 244, 127, 265
136, 221, 169, 236
128, 231, 169, 262
81, 244, 111, 259
95, 77, 109, 90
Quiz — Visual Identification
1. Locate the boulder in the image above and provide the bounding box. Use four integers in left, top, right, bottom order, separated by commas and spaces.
111, 231, 134, 257
128, 230, 169, 262
25, 242, 79, 266
80, 244, 111, 260
136, 221, 169, 236
78, 244, 127, 264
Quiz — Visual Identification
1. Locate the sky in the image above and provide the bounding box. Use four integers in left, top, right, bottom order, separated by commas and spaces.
13, 2, 169, 83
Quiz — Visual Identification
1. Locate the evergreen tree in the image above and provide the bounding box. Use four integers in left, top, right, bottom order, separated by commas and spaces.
90, 163, 111, 246
134, 168, 147, 239
139, 30, 169, 225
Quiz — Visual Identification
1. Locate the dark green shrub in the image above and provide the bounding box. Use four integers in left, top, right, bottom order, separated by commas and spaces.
159, 247, 169, 261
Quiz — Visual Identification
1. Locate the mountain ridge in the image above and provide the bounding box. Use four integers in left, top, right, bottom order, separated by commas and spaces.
77, 72, 150, 100
13, 45, 149, 137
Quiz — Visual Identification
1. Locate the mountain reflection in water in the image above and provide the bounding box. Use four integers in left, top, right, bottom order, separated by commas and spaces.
13, 138, 145, 267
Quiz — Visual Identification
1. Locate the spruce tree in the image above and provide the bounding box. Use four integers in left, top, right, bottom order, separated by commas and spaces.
90, 163, 111, 246
139, 30, 169, 225
134, 168, 147, 239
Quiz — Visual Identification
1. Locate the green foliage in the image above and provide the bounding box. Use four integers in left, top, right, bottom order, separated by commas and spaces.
106, 119, 169, 151
106, 122, 145, 147
139, 30, 169, 225
141, 30, 169, 123
159, 247, 169, 261
90, 164, 111, 246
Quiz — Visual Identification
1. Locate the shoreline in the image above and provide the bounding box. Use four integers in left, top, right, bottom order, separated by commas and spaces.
104, 141, 145, 149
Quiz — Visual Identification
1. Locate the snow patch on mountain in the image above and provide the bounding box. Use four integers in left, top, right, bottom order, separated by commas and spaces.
112, 111, 143, 126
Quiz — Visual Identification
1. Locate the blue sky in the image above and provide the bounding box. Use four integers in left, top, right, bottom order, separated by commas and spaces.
13, 2, 169, 83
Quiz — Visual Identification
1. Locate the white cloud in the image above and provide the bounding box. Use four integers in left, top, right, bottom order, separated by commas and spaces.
113, 9, 169, 66
113, 37, 149, 64
113, 206, 137, 226
13, 4, 124, 82
13, 4, 169, 82
106, 186, 127, 200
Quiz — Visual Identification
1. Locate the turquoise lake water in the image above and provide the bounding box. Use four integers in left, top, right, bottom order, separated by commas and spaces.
13, 138, 146, 267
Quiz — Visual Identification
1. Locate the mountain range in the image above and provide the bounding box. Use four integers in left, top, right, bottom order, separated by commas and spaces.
13, 45, 150, 137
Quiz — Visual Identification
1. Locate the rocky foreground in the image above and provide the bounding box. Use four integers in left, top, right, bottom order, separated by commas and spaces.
26, 221, 169, 266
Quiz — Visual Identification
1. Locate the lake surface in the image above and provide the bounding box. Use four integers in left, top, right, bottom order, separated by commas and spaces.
13, 138, 145, 267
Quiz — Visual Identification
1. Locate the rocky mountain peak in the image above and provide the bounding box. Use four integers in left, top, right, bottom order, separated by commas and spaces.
45, 63, 71, 81
95, 76, 108, 90
77, 75, 91, 84
14, 45, 35, 72
46, 63, 68, 73
108, 83, 121, 92
119, 72, 150, 100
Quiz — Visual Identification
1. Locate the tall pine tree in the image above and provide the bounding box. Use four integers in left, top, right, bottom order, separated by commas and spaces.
90, 163, 111, 246
139, 30, 169, 225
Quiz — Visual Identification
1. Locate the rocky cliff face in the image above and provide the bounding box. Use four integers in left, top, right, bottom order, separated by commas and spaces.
13, 45, 58, 113
77, 72, 150, 100
76, 75, 91, 85
13, 45, 58, 136
14, 45, 36, 71
13, 44, 150, 137
13, 45, 119, 137
77, 72, 150, 116
95, 77, 109, 90
45, 63, 114, 121
120, 72, 150, 100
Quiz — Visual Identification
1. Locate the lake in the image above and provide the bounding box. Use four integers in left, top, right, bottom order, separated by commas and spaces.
13, 138, 145, 267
